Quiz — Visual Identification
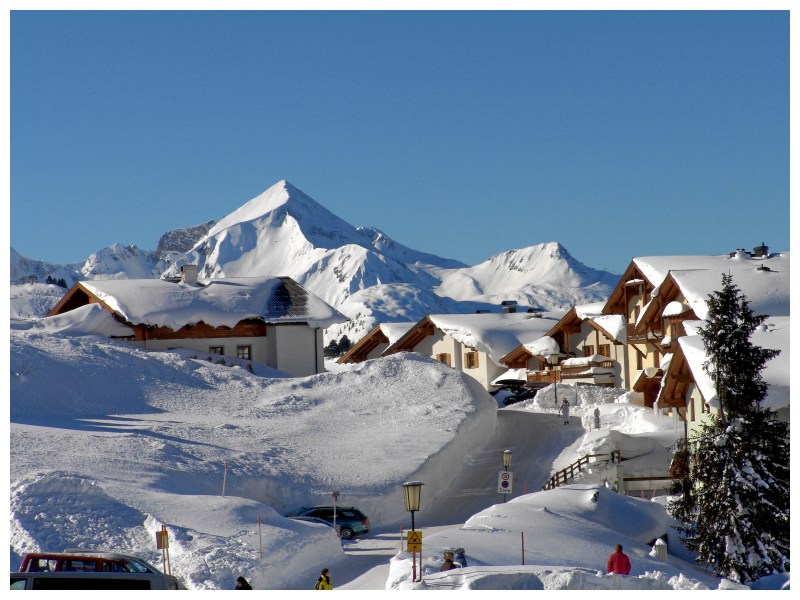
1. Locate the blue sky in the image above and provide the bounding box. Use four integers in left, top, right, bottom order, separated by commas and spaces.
10, 9, 790, 274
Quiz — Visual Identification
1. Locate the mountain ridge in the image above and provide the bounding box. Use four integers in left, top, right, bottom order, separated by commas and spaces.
11, 180, 619, 342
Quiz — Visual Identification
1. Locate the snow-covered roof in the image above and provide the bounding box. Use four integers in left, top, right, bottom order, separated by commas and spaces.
677, 316, 790, 411
428, 311, 566, 364
589, 314, 627, 343
522, 335, 560, 357
490, 368, 527, 385
574, 302, 606, 320
11, 304, 134, 337
662, 300, 691, 318
379, 322, 415, 345
633, 252, 790, 318
79, 277, 346, 330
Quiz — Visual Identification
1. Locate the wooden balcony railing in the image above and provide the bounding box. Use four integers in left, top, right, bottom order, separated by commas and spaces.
559, 360, 615, 378
527, 370, 559, 384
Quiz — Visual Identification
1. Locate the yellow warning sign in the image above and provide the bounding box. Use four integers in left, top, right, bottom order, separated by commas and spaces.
407, 530, 423, 553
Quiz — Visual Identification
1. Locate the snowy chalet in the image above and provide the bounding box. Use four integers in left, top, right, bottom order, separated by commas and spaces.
380, 310, 565, 392
501, 244, 789, 438
47, 266, 347, 377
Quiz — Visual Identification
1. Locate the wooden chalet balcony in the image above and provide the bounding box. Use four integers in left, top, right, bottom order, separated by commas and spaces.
527, 370, 559, 384
559, 359, 616, 379
626, 323, 662, 342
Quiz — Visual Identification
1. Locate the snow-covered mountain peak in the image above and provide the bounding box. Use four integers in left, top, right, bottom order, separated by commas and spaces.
208, 179, 363, 249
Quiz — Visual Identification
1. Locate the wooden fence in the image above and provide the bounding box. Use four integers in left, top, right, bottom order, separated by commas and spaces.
542, 451, 620, 490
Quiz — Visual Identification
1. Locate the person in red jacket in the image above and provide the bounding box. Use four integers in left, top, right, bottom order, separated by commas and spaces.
607, 544, 631, 575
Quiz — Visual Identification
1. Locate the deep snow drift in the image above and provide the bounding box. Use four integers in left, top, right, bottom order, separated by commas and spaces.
9, 322, 788, 590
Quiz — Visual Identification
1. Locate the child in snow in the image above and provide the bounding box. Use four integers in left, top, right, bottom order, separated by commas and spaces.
315, 568, 332, 590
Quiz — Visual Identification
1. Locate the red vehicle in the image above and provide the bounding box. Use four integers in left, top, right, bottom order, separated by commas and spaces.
14, 550, 181, 590
19, 550, 163, 574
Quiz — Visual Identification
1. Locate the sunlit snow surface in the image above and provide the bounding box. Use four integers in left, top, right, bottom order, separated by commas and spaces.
9, 323, 788, 590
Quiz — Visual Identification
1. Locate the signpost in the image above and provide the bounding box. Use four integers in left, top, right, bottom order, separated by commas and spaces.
407, 530, 423, 553
155, 525, 171, 575
498, 470, 514, 495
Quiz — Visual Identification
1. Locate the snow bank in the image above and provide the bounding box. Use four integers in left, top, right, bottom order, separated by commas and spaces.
387, 485, 722, 590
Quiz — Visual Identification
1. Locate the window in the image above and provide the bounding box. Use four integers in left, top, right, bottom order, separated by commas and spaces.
209, 346, 224, 355
435, 353, 452, 367
598, 344, 611, 358
464, 351, 479, 369
236, 345, 251, 360
583, 345, 594, 356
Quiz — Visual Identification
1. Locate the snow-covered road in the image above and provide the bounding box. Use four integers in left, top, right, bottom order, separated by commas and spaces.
331, 410, 586, 590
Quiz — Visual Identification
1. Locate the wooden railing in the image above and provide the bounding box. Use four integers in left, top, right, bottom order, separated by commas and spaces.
527, 370, 559, 384
560, 360, 615, 378
542, 451, 621, 490
627, 323, 663, 342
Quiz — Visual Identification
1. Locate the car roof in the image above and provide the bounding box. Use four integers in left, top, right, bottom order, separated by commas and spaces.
24, 550, 161, 571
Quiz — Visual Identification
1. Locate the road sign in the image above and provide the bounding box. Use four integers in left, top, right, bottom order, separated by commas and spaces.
498, 470, 513, 494
156, 528, 169, 549
407, 530, 423, 553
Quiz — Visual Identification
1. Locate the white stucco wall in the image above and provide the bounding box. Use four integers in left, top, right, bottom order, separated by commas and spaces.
271, 325, 324, 377
129, 323, 325, 377
131, 336, 270, 365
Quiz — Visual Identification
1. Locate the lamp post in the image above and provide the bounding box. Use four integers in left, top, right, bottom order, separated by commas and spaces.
550, 354, 559, 408
502, 449, 513, 502
403, 481, 424, 583
331, 491, 340, 537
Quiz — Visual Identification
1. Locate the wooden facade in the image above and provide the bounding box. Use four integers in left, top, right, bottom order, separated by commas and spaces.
129, 319, 267, 342
337, 325, 389, 364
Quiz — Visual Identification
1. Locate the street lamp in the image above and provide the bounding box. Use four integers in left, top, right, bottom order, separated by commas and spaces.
550, 354, 559, 408
331, 491, 340, 537
403, 481, 424, 583
503, 449, 513, 470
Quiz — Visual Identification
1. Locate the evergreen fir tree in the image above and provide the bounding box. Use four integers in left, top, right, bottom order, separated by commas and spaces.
323, 339, 340, 359
339, 335, 352, 354
669, 273, 789, 583
698, 273, 779, 420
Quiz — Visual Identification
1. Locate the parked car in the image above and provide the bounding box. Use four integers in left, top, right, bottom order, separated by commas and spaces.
288, 516, 335, 527
13, 550, 180, 590
490, 384, 526, 397
288, 515, 338, 533
287, 506, 370, 540
503, 388, 537, 406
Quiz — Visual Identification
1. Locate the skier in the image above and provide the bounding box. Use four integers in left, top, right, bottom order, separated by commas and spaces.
560, 398, 571, 425
606, 544, 632, 575
314, 568, 332, 590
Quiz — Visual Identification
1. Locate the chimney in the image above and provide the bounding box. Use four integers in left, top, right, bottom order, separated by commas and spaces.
180, 264, 198, 285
